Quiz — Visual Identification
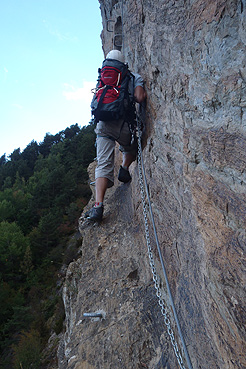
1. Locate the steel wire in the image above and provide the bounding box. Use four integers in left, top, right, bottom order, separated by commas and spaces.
136, 111, 193, 369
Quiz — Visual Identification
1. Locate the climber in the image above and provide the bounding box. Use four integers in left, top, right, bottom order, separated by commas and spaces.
85, 49, 146, 221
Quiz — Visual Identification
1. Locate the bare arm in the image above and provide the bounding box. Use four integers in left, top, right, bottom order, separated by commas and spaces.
134, 85, 147, 103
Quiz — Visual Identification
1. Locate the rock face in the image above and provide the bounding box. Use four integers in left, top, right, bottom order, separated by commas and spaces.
57, 1, 246, 368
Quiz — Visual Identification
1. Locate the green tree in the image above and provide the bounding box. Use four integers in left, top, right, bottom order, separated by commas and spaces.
39, 133, 62, 157
20, 245, 33, 277
0, 221, 30, 283
0, 122, 97, 364
12, 330, 41, 369
0, 154, 6, 166
63, 123, 80, 139
0, 283, 28, 356
22, 141, 39, 174
0, 199, 15, 222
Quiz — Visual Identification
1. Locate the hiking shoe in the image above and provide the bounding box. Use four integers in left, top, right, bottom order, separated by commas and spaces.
84, 206, 103, 221
118, 166, 131, 183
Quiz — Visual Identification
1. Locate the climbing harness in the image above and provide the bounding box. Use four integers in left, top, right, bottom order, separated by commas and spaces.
136, 108, 193, 369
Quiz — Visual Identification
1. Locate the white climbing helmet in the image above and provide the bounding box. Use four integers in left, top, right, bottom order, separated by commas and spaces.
106, 49, 124, 63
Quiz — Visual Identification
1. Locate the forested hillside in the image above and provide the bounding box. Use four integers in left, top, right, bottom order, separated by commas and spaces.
0, 123, 96, 368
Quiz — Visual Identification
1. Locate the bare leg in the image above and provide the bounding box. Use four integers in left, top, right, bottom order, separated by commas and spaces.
84, 177, 106, 221
95, 154, 135, 203
95, 177, 108, 203
122, 152, 135, 169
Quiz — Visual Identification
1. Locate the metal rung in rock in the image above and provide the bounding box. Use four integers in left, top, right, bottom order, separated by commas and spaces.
83, 310, 106, 322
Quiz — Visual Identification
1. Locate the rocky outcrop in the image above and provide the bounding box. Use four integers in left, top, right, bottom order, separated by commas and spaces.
57, 1, 246, 368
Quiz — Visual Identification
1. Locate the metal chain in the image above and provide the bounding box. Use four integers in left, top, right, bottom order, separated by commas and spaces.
136, 116, 186, 369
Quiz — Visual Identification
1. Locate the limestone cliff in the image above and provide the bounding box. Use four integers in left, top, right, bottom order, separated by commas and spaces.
57, 1, 246, 368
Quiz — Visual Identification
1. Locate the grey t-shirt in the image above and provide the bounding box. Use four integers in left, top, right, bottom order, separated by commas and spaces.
128, 72, 144, 99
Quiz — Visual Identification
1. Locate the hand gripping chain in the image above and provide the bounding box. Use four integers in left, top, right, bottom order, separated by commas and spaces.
136, 108, 193, 369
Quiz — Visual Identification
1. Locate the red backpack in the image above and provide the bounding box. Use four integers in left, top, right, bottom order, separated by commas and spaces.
91, 58, 131, 122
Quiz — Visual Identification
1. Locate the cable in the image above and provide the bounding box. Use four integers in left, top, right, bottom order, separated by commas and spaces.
136, 110, 193, 369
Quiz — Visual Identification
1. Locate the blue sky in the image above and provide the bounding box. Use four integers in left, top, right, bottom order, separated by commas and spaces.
0, 0, 104, 158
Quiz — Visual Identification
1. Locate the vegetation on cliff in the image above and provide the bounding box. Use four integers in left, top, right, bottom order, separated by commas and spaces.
0, 123, 96, 368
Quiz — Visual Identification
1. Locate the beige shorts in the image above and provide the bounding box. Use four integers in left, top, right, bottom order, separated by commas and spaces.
95, 119, 137, 185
